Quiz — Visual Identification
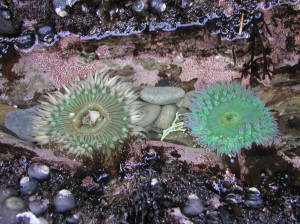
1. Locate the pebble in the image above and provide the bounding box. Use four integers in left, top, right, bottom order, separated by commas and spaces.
16, 211, 40, 224
38, 217, 50, 224
243, 187, 263, 209
3, 196, 25, 211
28, 199, 49, 216
154, 104, 177, 129
0, 188, 18, 202
4, 106, 38, 142
180, 194, 204, 217
140, 87, 185, 105
52, 189, 76, 212
176, 91, 194, 108
137, 103, 161, 127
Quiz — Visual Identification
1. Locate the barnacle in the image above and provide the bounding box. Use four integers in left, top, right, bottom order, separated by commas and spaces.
31, 71, 144, 157
183, 82, 278, 156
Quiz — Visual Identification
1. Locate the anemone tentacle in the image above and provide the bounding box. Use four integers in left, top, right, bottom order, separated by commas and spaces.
183, 82, 278, 156
31, 71, 144, 157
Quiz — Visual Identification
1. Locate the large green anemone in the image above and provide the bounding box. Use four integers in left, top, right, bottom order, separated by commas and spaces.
31, 71, 144, 157
183, 82, 278, 156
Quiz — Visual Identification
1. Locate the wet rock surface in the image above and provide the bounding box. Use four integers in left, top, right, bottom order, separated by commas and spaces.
1, 0, 296, 44
140, 86, 185, 105
0, 0, 299, 223
153, 104, 177, 129
4, 106, 37, 142
0, 145, 300, 223
137, 103, 161, 128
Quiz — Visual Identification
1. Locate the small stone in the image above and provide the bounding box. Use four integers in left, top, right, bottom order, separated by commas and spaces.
140, 87, 185, 105
243, 187, 263, 209
16, 211, 40, 224
180, 194, 204, 217
137, 104, 161, 127
0, 188, 18, 202
28, 199, 49, 216
4, 106, 38, 142
4, 196, 25, 211
38, 217, 50, 224
176, 91, 194, 108
154, 105, 177, 129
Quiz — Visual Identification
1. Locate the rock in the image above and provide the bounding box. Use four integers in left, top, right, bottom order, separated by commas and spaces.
176, 91, 194, 108
28, 199, 49, 216
4, 106, 37, 142
140, 87, 185, 105
0, 131, 81, 172
243, 187, 263, 209
3, 196, 25, 211
154, 105, 177, 129
180, 194, 204, 217
0, 16, 14, 34
288, 115, 300, 129
16, 212, 41, 224
0, 104, 16, 125
137, 104, 161, 127
0, 188, 18, 203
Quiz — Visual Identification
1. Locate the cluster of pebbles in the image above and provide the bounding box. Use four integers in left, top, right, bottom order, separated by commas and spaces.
0, 163, 78, 224
138, 86, 191, 130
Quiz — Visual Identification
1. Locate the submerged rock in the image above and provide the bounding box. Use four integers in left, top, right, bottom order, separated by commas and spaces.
4, 106, 37, 142
154, 104, 177, 129
140, 87, 185, 105
138, 103, 161, 127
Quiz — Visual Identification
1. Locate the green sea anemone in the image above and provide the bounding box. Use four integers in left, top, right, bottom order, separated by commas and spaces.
31, 71, 144, 157
183, 82, 278, 156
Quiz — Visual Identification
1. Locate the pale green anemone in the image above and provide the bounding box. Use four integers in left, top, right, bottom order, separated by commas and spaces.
183, 82, 278, 156
31, 71, 144, 157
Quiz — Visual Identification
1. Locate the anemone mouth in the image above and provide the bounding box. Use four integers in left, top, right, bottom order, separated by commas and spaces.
31, 71, 144, 157
219, 111, 243, 127
184, 82, 278, 156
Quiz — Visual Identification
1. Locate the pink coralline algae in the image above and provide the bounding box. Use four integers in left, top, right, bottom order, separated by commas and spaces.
81, 176, 100, 189
95, 45, 111, 58
12, 49, 103, 88
179, 55, 240, 90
